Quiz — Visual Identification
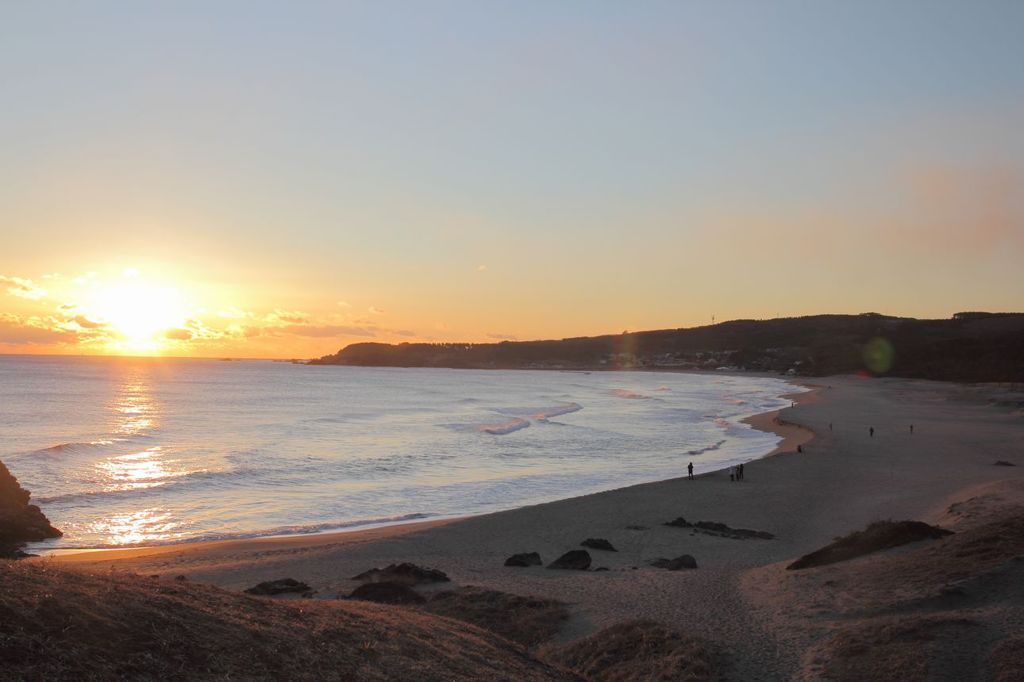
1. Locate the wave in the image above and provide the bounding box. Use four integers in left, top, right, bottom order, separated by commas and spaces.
32, 440, 118, 455
445, 402, 582, 435
495, 402, 583, 420
445, 418, 531, 435
51, 513, 436, 550
611, 389, 649, 399
687, 439, 727, 456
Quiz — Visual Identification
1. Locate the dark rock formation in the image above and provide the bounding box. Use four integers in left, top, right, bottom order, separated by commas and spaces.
352, 563, 450, 585
504, 552, 543, 567
664, 517, 774, 539
244, 578, 312, 596
692, 521, 775, 540
650, 555, 698, 570
348, 581, 425, 605
0, 459, 61, 557
994, 460, 1016, 466
547, 550, 592, 571
580, 538, 617, 552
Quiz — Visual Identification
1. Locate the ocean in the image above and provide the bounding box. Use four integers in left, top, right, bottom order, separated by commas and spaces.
0, 355, 800, 550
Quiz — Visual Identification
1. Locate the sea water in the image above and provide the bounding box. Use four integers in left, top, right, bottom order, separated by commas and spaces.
0, 355, 800, 550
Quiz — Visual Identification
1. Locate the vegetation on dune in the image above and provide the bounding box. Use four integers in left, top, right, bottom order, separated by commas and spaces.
787, 520, 952, 570
420, 586, 569, 648
0, 562, 573, 682
540, 620, 719, 682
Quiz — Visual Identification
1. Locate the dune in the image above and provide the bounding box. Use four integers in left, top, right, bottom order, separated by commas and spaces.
0, 561, 573, 682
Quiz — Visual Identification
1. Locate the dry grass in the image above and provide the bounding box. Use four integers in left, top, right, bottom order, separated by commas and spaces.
990, 635, 1024, 682
421, 586, 569, 648
540, 620, 718, 682
787, 520, 952, 570
801, 615, 979, 681
0, 561, 574, 681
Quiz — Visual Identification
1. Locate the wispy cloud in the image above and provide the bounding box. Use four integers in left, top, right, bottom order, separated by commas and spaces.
281, 324, 377, 338
0, 275, 48, 301
368, 306, 385, 316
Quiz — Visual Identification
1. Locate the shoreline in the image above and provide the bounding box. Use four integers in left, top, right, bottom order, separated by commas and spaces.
44, 376, 807, 560
740, 383, 820, 457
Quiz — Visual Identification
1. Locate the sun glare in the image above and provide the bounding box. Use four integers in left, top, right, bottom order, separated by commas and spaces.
81, 273, 188, 350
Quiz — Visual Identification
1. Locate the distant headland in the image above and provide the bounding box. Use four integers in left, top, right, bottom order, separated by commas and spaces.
311, 312, 1024, 383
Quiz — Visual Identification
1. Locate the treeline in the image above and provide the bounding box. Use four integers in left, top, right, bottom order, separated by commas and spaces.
310, 312, 1024, 382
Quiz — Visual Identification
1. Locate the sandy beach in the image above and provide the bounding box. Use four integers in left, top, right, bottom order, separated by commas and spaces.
43, 375, 1024, 679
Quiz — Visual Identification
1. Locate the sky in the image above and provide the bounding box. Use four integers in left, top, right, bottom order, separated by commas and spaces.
1, 1, 1022, 357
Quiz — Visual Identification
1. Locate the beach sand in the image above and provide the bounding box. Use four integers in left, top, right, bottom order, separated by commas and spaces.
46, 375, 1024, 679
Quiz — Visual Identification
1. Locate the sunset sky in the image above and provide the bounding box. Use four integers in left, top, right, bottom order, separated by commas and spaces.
2, 1, 1022, 357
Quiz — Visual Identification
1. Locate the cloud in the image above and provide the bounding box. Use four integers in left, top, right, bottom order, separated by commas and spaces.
368, 306, 385, 315
477, 265, 487, 272
390, 329, 416, 337
72, 315, 105, 329
0, 313, 78, 345
280, 324, 377, 338
0, 275, 48, 300
487, 332, 519, 341
164, 328, 194, 341
266, 309, 311, 325
336, 300, 352, 308
217, 307, 251, 319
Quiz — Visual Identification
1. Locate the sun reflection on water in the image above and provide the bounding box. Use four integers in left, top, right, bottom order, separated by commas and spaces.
109, 367, 158, 435
90, 508, 181, 546
95, 446, 190, 492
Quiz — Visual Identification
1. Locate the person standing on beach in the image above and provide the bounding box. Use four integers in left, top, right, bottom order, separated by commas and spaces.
869, 426, 875, 438
910, 424, 914, 434
687, 462, 694, 480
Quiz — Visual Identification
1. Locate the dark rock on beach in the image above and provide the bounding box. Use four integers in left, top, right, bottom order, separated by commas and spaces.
581, 538, 617, 552
0, 459, 62, 558
548, 550, 592, 570
693, 521, 775, 540
352, 562, 450, 585
505, 552, 543, 567
664, 516, 774, 539
994, 460, 1016, 466
244, 578, 313, 596
650, 555, 698, 570
349, 581, 426, 605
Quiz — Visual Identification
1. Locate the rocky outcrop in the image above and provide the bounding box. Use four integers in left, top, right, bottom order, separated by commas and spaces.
0, 459, 61, 557
581, 538, 617, 552
504, 552, 543, 567
547, 550, 592, 570
349, 581, 426, 605
664, 516, 774, 539
650, 555, 698, 570
243, 578, 313, 596
352, 563, 450, 585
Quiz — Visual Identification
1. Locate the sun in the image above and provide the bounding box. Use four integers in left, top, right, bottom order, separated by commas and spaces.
83, 272, 188, 346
